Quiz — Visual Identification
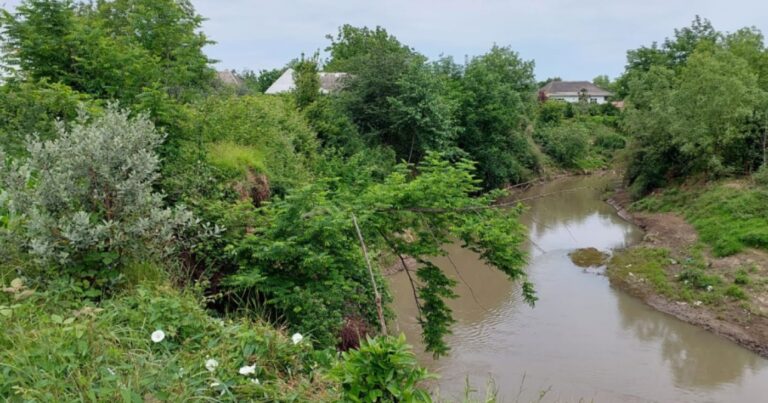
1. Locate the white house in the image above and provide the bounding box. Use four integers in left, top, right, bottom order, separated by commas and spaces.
539, 81, 612, 104
265, 68, 348, 94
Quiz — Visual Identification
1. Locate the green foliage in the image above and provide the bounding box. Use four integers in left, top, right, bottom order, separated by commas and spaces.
724, 285, 748, 300
193, 94, 318, 193
537, 100, 569, 126
0, 106, 213, 274
328, 25, 457, 163
754, 164, 768, 186
734, 269, 751, 285
535, 123, 589, 168
230, 153, 532, 355
293, 55, 321, 109
1, 0, 213, 102
331, 334, 432, 402
0, 79, 98, 157
620, 17, 768, 195
242, 68, 286, 93
304, 96, 365, 155
457, 45, 539, 187
0, 282, 338, 401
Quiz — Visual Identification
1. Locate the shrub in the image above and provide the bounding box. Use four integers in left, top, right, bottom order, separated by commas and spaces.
535, 122, 589, 168
0, 106, 216, 274
755, 164, 768, 186
331, 335, 432, 402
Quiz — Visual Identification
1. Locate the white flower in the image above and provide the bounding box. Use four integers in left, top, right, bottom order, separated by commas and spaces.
706, 285, 714, 292
151, 330, 165, 343
251, 378, 260, 385
205, 358, 219, 372
291, 333, 303, 345
239, 364, 257, 376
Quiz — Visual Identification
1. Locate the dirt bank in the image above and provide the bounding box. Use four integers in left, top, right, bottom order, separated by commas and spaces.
607, 188, 768, 358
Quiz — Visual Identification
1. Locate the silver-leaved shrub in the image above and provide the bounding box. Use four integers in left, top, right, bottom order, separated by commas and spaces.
0, 105, 218, 270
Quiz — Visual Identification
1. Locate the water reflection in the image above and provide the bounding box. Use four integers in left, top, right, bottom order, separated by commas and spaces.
615, 291, 767, 389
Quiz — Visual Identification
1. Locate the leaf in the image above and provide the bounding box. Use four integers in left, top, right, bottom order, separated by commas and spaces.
51, 314, 64, 324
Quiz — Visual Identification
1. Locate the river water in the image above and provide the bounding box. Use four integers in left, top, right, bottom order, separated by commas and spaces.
388, 175, 768, 402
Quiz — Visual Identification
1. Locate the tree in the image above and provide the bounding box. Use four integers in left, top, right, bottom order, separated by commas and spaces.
293, 54, 320, 109
326, 25, 457, 163
457, 45, 539, 188
230, 153, 534, 356
670, 48, 761, 176
242, 68, 285, 93
593, 74, 614, 93
1, 0, 213, 102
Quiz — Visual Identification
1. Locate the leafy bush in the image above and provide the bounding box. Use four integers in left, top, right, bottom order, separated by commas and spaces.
535, 122, 589, 168
0, 106, 215, 274
331, 335, 432, 402
230, 153, 532, 355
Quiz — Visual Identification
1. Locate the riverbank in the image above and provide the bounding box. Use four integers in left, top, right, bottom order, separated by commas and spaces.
607, 185, 768, 358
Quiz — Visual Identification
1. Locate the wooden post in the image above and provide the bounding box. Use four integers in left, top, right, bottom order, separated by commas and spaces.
352, 214, 387, 336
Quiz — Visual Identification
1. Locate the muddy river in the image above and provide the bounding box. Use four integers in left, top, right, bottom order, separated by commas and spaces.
389, 175, 768, 402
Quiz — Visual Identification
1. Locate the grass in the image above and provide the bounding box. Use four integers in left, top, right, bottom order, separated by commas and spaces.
0, 277, 338, 401
607, 245, 753, 307
206, 141, 266, 178
607, 247, 675, 297
632, 181, 768, 256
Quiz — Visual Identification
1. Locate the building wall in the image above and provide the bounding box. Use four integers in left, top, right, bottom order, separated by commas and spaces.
548, 95, 608, 104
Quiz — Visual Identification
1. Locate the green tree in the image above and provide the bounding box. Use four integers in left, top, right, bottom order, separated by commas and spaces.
457, 45, 539, 188
230, 153, 534, 355
293, 55, 320, 109
670, 48, 761, 176
326, 25, 457, 162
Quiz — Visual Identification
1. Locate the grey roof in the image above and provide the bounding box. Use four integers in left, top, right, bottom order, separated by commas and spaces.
540, 81, 612, 97
216, 70, 244, 86
265, 68, 349, 94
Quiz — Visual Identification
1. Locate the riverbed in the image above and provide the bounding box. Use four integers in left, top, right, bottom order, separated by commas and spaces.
388, 175, 768, 402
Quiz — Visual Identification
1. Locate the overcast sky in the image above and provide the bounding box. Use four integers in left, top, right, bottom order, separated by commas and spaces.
3, 0, 768, 80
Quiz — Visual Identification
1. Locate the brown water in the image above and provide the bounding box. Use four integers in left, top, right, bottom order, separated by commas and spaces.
389, 175, 768, 402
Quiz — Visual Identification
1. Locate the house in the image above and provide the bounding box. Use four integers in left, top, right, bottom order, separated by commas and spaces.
539, 81, 612, 104
265, 68, 348, 94
216, 70, 244, 87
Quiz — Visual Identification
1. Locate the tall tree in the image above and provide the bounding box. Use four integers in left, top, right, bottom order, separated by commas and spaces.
457, 45, 539, 188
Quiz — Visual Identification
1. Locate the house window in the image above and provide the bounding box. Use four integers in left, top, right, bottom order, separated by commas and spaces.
590, 98, 598, 104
